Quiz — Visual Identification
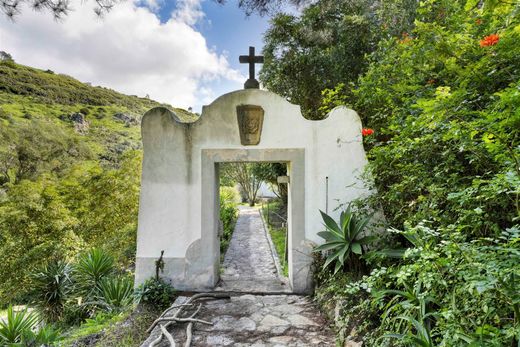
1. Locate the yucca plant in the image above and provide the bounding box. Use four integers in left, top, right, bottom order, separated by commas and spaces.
315, 204, 374, 274
75, 248, 115, 298
31, 260, 72, 322
95, 276, 134, 312
0, 306, 39, 344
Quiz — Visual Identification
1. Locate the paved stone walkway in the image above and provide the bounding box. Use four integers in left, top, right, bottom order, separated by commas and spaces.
216, 206, 290, 293
140, 206, 336, 346
141, 294, 335, 346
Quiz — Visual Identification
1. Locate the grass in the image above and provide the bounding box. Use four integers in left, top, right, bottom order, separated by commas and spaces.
261, 199, 289, 277
269, 227, 289, 276
61, 305, 162, 347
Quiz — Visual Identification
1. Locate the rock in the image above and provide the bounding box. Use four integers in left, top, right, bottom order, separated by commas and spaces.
344, 339, 363, 347
258, 314, 289, 331
69, 112, 85, 123
67, 112, 89, 134
286, 314, 318, 326
212, 315, 236, 331
272, 303, 305, 315
236, 317, 256, 331
271, 325, 289, 334
113, 112, 139, 126
205, 335, 234, 346
269, 335, 294, 344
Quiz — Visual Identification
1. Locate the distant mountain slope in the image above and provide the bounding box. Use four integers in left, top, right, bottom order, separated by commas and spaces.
0, 61, 195, 119
0, 61, 197, 168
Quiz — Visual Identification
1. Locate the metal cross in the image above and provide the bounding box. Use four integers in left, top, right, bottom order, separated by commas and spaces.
239, 46, 264, 89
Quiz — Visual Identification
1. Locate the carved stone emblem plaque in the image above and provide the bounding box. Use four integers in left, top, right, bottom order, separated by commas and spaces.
236, 105, 264, 145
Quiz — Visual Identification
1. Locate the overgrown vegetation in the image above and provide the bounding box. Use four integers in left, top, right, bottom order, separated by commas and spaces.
0, 60, 187, 345
219, 185, 239, 256
261, 0, 520, 345
0, 61, 194, 306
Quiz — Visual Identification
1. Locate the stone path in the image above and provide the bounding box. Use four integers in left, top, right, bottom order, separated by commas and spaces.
216, 206, 290, 293
141, 294, 335, 346
141, 206, 335, 346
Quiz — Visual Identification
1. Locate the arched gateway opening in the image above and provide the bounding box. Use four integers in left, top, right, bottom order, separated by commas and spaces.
135, 89, 370, 294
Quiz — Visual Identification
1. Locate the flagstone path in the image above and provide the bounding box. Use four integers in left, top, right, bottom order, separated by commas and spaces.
216, 206, 290, 293
141, 206, 335, 346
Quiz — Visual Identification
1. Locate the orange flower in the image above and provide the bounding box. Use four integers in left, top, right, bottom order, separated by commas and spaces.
476, 18, 482, 25
362, 128, 374, 137
480, 34, 499, 47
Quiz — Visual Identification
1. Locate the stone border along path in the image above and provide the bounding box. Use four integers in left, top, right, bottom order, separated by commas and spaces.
141, 206, 336, 346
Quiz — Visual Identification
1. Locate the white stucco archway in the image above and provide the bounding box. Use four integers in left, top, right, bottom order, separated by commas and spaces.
135, 89, 370, 294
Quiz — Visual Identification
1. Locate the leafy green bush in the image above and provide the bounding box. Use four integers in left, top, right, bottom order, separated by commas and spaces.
30, 260, 72, 323
135, 278, 176, 310
23, 324, 62, 346
315, 225, 520, 346
219, 187, 239, 255
305, 0, 520, 345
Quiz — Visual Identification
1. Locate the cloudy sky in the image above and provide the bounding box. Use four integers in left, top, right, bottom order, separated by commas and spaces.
0, 0, 270, 111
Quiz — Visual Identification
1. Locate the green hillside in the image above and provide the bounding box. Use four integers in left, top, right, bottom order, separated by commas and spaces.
0, 61, 196, 166
0, 60, 196, 304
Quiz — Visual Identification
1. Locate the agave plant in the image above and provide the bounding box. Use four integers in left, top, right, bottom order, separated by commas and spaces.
95, 276, 134, 312
315, 205, 374, 274
0, 306, 39, 344
31, 260, 72, 322
75, 248, 115, 298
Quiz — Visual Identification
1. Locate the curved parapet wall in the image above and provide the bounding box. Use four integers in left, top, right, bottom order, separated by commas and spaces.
135, 89, 371, 293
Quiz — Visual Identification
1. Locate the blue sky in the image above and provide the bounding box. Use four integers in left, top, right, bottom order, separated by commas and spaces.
153, 0, 270, 96
196, 0, 270, 101
0, 0, 276, 112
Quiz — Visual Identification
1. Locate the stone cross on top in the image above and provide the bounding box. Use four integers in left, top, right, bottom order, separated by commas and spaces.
239, 46, 264, 89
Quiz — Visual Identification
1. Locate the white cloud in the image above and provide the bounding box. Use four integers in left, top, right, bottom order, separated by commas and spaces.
0, 0, 244, 111
172, 0, 204, 26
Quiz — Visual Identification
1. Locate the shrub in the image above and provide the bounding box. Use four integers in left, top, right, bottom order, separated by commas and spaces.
30, 260, 72, 322
23, 324, 62, 346
135, 278, 176, 310
75, 249, 115, 298
219, 186, 239, 254
315, 224, 520, 346
96, 276, 134, 313
0, 306, 39, 344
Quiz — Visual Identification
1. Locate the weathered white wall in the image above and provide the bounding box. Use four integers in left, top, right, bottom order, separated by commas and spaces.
135, 89, 370, 293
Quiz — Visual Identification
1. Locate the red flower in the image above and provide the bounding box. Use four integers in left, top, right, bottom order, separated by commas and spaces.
476, 18, 482, 25
480, 34, 499, 47
362, 128, 374, 137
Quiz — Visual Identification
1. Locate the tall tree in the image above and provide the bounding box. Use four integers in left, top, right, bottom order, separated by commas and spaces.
260, 0, 417, 119
2, 0, 307, 18
220, 163, 262, 206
